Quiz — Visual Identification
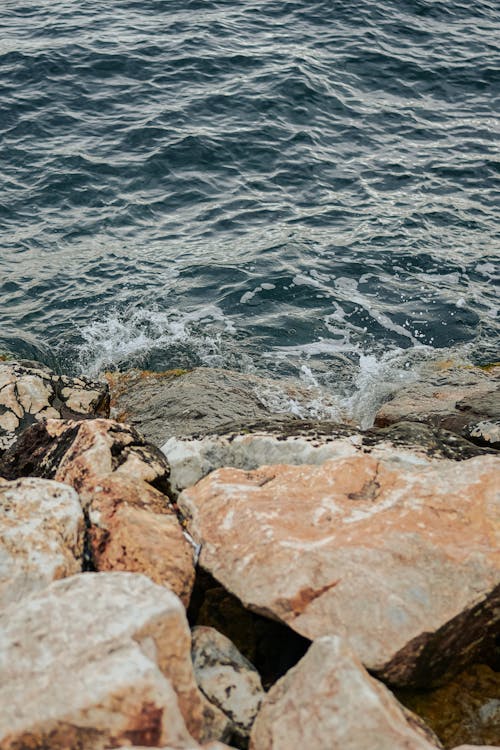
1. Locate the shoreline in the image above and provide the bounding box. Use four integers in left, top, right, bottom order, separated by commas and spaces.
0, 356, 499, 749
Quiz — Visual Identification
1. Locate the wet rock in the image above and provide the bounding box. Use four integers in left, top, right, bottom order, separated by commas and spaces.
0, 572, 229, 749
249, 636, 442, 750
179, 451, 500, 687
162, 419, 490, 496
0, 360, 109, 452
374, 363, 500, 449
398, 664, 500, 749
105, 367, 345, 446
1, 418, 195, 605
0, 477, 84, 609
191, 626, 264, 744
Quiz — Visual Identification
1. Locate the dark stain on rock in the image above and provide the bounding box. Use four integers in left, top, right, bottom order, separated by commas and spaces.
376, 582, 500, 689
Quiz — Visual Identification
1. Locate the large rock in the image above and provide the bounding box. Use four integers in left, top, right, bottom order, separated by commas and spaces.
0, 419, 195, 605
162, 419, 491, 496
179, 451, 500, 687
250, 636, 441, 750
398, 663, 500, 749
0, 572, 229, 749
374, 363, 499, 449
0, 477, 84, 609
0, 360, 109, 451
105, 367, 345, 446
191, 626, 264, 744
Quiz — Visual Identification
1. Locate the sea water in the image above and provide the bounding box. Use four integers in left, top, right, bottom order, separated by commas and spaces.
1, 0, 498, 420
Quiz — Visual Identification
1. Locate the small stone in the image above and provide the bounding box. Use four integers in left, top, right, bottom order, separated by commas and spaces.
192, 626, 264, 742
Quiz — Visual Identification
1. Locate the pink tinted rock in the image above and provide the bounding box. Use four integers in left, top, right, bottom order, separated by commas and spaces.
179, 451, 500, 686
249, 636, 441, 750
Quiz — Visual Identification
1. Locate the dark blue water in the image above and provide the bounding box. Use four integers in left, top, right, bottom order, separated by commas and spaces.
1, 0, 498, 413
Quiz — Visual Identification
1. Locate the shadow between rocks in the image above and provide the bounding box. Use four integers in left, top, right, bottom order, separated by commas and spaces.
187, 569, 310, 691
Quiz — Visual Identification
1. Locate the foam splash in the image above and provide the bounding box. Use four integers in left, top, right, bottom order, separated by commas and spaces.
74, 305, 481, 429
76, 305, 238, 377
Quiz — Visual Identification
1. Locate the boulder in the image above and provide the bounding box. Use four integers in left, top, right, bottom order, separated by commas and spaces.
0, 360, 109, 451
120, 744, 235, 750
105, 367, 345, 446
0, 419, 195, 605
162, 419, 490, 496
0, 477, 84, 609
398, 664, 500, 748
0, 572, 229, 749
249, 636, 441, 750
374, 363, 499, 449
191, 626, 264, 743
179, 451, 500, 687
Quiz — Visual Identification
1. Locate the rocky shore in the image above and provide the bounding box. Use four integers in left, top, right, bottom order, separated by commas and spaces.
0, 357, 498, 750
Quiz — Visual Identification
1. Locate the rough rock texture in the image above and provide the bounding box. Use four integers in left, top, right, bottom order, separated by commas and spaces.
162, 419, 491, 495
0, 360, 109, 451
191, 626, 264, 743
121, 744, 236, 750
250, 636, 442, 750
105, 367, 346, 446
179, 451, 500, 687
0, 572, 229, 749
0, 418, 195, 605
452, 746, 500, 749
374, 363, 500, 449
0, 477, 84, 609
398, 664, 500, 749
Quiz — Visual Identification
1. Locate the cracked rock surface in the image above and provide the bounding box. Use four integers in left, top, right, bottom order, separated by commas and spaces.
0, 360, 109, 451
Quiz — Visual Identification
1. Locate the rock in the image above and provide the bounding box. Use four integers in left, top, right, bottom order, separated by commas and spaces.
105, 367, 346, 446
374, 363, 499, 449
0, 360, 109, 452
249, 636, 441, 750
120, 744, 236, 750
0, 419, 195, 605
452, 746, 500, 749
0, 477, 84, 609
0, 572, 229, 749
179, 451, 500, 687
162, 419, 491, 496
398, 664, 500, 749
191, 626, 264, 743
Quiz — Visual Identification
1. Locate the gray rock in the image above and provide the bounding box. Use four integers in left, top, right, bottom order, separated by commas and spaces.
374, 363, 500, 450
162, 419, 492, 496
192, 626, 264, 743
105, 368, 346, 446
0, 361, 109, 452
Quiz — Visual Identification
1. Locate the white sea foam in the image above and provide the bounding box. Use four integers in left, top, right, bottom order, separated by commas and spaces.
76, 305, 238, 377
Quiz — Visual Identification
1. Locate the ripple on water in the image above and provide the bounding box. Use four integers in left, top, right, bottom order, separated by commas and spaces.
0, 0, 498, 423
